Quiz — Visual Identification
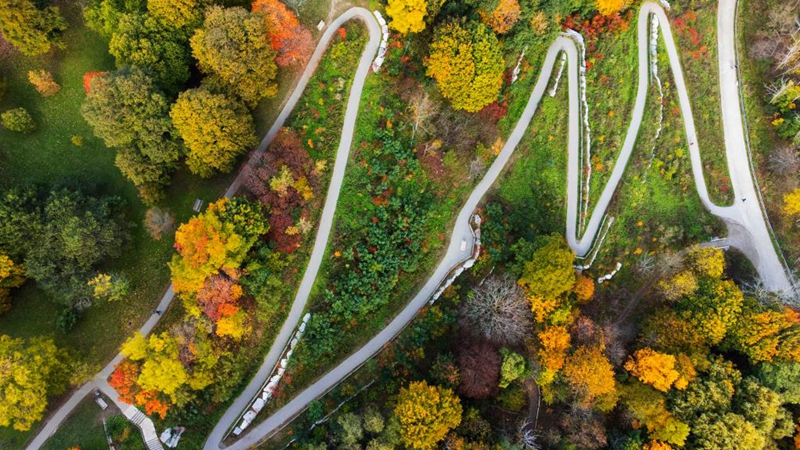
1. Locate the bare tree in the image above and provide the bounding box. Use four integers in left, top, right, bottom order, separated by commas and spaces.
518, 419, 542, 450
460, 274, 532, 346
769, 145, 800, 175
408, 91, 437, 143
144, 207, 175, 240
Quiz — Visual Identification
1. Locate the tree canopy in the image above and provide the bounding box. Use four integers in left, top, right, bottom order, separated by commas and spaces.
385, 0, 428, 35
170, 86, 256, 178
0, 0, 67, 56
0, 335, 68, 431
190, 6, 278, 106
425, 19, 504, 112
252, 0, 313, 67
394, 381, 462, 450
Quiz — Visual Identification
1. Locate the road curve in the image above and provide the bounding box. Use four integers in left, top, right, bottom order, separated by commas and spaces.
25, 0, 792, 448
212, 1, 793, 448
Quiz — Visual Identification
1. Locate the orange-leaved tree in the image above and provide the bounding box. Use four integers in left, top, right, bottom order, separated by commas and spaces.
480, 0, 521, 34
252, 0, 313, 66
564, 345, 617, 409
624, 348, 694, 392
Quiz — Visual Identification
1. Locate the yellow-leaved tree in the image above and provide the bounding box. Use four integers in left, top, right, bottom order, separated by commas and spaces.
394, 380, 462, 450
564, 345, 617, 409
386, 0, 427, 34
624, 348, 695, 392
783, 188, 800, 216
425, 19, 504, 112
596, 0, 626, 16
0, 251, 25, 314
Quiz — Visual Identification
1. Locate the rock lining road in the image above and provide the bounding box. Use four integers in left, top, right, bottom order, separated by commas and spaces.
25, 0, 793, 449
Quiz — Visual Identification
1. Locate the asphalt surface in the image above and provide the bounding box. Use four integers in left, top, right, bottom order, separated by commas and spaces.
25, 1, 793, 449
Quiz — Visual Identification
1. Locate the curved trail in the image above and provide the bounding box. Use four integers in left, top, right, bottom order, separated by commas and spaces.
26, 0, 792, 449
208, 1, 792, 449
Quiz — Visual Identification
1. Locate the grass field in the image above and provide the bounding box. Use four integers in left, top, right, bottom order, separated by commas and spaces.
39, 395, 116, 450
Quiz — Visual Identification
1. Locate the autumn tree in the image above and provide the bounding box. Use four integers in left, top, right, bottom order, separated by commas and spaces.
252, 0, 313, 67
0, 0, 67, 56
385, 0, 427, 34
757, 361, 800, 404
171, 86, 256, 178
88, 273, 130, 302
676, 278, 744, 347
191, 6, 278, 106
691, 413, 765, 450
499, 348, 526, 388
784, 188, 800, 216
0, 335, 68, 431
726, 299, 800, 363
425, 19, 504, 112
457, 340, 501, 399
480, 0, 521, 34
244, 128, 319, 252
27, 69, 60, 96
393, 380, 462, 450
169, 198, 268, 296
84, 0, 146, 37
147, 0, 206, 29
81, 67, 182, 202
459, 274, 531, 346
619, 381, 690, 447
109, 13, 192, 92
1, 108, 36, 133
624, 348, 693, 392
537, 325, 571, 377
596, 0, 626, 16
563, 345, 617, 409
0, 251, 25, 314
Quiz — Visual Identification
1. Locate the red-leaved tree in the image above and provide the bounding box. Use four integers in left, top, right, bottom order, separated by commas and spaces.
252, 0, 313, 67
456, 340, 501, 399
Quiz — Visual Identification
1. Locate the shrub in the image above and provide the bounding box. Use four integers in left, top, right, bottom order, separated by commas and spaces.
56, 307, 79, 332
71, 135, 84, 146
27, 69, 60, 96
1, 108, 36, 133
144, 207, 175, 240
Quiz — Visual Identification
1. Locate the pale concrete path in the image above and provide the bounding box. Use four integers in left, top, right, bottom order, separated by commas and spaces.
209, 1, 793, 448
26, 0, 794, 448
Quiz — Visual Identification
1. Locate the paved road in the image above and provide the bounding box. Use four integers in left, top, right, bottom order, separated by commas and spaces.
208, 1, 794, 448
25, 0, 793, 448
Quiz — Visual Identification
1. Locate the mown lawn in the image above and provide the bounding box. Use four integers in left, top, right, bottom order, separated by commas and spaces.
40, 395, 118, 450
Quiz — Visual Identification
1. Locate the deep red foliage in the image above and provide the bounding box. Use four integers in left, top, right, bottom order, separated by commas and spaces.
244, 128, 319, 253
456, 340, 502, 399
82, 71, 106, 94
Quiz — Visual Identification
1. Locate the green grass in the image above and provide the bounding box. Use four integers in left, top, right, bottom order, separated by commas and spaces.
39, 395, 116, 450
669, 2, 733, 206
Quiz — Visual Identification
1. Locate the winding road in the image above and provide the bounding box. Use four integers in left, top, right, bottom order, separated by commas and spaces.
24, 0, 794, 449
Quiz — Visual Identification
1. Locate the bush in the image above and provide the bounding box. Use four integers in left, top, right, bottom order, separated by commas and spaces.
56, 307, 79, 332
1, 108, 36, 133
27, 69, 61, 96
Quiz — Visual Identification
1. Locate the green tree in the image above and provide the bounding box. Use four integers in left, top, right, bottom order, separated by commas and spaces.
676, 278, 743, 346
336, 412, 364, 446
425, 19, 504, 112
170, 86, 256, 177
363, 406, 385, 434
0, 335, 68, 431
85, 0, 146, 37
394, 381, 462, 450
0, 188, 129, 306
756, 361, 800, 404
0, 0, 67, 56
82, 67, 182, 201
109, 13, 192, 91
1, 107, 36, 133
691, 413, 764, 450
671, 357, 741, 422
499, 348, 527, 388
733, 378, 788, 438
190, 6, 278, 106
518, 234, 576, 301
147, 0, 205, 29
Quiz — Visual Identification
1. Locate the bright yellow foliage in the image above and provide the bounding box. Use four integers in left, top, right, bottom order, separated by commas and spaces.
394, 381, 462, 450
121, 333, 149, 361
216, 311, 251, 340
596, 0, 626, 16
538, 325, 571, 373
518, 235, 576, 302
689, 247, 725, 278
480, 0, 520, 34
673, 353, 697, 389
681, 279, 743, 346
658, 270, 697, 301
137, 356, 188, 400
573, 274, 595, 303
729, 303, 800, 363
425, 20, 504, 112
784, 188, 800, 216
625, 348, 681, 392
0, 335, 66, 431
385, 0, 427, 34
564, 345, 617, 406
